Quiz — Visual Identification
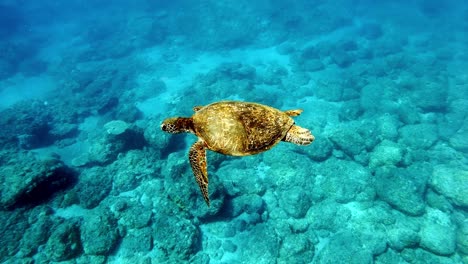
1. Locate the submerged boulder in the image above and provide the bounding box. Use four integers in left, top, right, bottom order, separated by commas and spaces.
80, 210, 119, 255
153, 216, 199, 261
369, 140, 403, 169
0, 151, 75, 209
314, 231, 373, 264
72, 120, 147, 166
420, 208, 456, 256
430, 165, 468, 207
43, 219, 82, 261
399, 123, 438, 149
375, 163, 430, 216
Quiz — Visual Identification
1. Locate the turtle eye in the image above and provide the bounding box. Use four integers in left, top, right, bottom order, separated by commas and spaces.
161, 124, 167, 131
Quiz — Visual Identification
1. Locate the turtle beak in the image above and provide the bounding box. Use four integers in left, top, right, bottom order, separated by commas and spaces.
161, 119, 178, 133
161, 123, 173, 133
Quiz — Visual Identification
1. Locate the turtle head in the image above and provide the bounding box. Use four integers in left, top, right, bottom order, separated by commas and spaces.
161, 117, 194, 134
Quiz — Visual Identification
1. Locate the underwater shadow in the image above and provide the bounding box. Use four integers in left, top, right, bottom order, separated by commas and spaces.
10, 166, 78, 210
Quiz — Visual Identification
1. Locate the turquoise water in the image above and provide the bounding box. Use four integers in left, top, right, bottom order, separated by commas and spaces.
0, 0, 467, 263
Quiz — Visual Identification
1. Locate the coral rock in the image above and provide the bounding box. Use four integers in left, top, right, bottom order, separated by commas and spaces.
419, 209, 456, 256
430, 165, 468, 207
0, 152, 74, 209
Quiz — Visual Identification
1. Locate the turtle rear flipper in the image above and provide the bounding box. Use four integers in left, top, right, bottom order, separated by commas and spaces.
284, 109, 303, 116
193, 106, 204, 112
189, 140, 210, 206
284, 125, 315, 145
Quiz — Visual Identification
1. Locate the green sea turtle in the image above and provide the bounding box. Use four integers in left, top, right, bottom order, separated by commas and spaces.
161, 101, 314, 206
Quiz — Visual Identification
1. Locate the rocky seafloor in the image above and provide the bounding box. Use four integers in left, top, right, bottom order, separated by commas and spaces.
0, 1, 467, 263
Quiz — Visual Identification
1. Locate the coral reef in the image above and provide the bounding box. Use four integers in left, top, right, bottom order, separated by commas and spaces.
0, 0, 467, 263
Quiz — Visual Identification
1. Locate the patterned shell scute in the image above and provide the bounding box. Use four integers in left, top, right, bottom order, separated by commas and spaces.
192, 101, 294, 156
239, 106, 289, 151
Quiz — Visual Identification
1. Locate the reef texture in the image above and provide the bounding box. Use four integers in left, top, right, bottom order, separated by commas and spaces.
0, 1, 467, 263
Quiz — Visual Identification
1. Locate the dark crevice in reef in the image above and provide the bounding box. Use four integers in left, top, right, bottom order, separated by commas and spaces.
11, 166, 78, 210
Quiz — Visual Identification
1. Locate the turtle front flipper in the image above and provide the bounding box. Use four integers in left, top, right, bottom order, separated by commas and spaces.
284, 125, 315, 145
189, 140, 210, 206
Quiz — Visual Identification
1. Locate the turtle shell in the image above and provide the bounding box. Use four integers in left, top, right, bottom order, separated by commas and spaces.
192, 101, 294, 156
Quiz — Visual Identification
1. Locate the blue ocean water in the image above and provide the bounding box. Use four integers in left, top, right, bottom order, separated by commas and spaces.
0, 0, 467, 263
